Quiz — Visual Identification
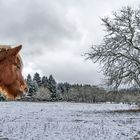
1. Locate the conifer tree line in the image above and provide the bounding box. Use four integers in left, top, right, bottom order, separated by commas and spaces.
26, 73, 57, 96
26, 72, 104, 102
26, 72, 72, 99
24, 72, 140, 103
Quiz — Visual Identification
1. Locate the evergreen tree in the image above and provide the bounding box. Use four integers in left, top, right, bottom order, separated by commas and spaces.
33, 72, 42, 87
63, 82, 71, 93
32, 80, 39, 93
47, 75, 57, 98
26, 74, 32, 84
58, 83, 65, 94
26, 74, 39, 96
26, 74, 34, 94
42, 76, 48, 87
57, 82, 71, 94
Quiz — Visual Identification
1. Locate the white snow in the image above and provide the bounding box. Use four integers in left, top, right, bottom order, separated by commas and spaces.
0, 102, 140, 140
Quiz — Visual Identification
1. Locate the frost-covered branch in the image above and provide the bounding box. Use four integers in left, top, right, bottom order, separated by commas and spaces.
86, 6, 140, 89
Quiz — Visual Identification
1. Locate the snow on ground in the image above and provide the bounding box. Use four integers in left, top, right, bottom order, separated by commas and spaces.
0, 102, 140, 140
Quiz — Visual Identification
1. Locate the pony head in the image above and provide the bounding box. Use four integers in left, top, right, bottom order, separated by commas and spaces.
0, 45, 28, 100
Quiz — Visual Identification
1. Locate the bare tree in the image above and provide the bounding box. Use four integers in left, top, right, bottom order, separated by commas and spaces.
86, 6, 140, 89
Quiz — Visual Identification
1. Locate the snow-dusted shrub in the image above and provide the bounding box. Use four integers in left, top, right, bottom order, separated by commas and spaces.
32, 87, 51, 101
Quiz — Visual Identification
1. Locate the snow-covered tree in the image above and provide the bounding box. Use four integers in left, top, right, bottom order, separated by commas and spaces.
26, 74, 32, 84
33, 87, 51, 101
26, 74, 33, 94
57, 82, 71, 94
63, 82, 71, 93
26, 74, 39, 96
86, 6, 140, 89
33, 72, 42, 87
47, 75, 57, 98
42, 76, 48, 87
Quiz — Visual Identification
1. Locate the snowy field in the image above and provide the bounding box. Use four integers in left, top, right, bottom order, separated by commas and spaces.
0, 102, 140, 140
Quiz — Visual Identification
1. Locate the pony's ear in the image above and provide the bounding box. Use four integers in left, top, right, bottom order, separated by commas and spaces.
8, 45, 22, 56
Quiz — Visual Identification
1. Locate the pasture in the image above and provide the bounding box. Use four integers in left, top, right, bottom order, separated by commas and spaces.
0, 102, 140, 140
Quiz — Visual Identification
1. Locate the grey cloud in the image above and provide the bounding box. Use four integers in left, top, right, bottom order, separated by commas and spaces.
28, 52, 103, 85
0, 0, 81, 48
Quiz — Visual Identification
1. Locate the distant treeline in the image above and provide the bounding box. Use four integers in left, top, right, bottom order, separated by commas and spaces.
24, 73, 106, 102
0, 72, 140, 103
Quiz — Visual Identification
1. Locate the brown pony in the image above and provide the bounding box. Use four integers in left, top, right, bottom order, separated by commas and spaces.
0, 45, 28, 100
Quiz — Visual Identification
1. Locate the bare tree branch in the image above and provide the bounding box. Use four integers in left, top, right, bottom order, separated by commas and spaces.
86, 6, 140, 89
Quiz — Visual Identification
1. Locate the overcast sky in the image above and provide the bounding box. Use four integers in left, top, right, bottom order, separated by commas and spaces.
0, 0, 139, 85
